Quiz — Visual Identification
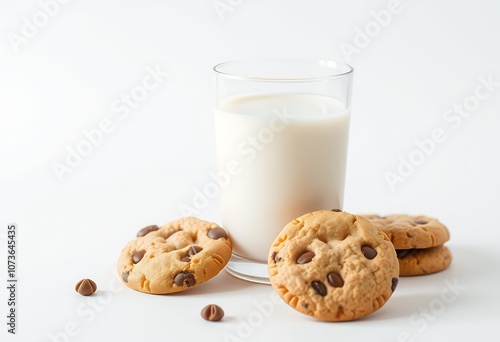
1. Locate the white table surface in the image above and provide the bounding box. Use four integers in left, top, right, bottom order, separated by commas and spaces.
1, 1, 500, 341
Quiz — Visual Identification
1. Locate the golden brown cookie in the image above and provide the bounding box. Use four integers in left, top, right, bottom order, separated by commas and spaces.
117, 217, 232, 294
397, 245, 452, 276
362, 214, 450, 249
268, 210, 399, 322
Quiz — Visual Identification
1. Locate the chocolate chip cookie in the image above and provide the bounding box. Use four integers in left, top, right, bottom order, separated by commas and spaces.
362, 214, 452, 276
361, 214, 450, 249
268, 210, 399, 321
397, 245, 452, 276
117, 217, 232, 294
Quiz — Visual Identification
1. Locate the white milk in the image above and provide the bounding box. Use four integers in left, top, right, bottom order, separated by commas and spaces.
214, 93, 350, 262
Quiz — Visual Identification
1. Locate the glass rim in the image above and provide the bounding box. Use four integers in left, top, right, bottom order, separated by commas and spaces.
213, 59, 353, 83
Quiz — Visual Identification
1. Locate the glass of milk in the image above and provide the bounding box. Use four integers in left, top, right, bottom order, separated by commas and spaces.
213, 60, 353, 283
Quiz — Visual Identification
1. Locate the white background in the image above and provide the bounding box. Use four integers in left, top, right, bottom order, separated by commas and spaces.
1, 0, 500, 341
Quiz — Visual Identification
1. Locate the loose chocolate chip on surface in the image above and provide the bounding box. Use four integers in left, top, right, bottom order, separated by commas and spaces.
180, 256, 191, 262
331, 208, 342, 212
208, 227, 228, 240
415, 220, 428, 225
327, 272, 344, 288
391, 278, 399, 292
132, 250, 146, 263
200, 304, 224, 321
296, 251, 315, 264
188, 246, 202, 256
361, 245, 377, 260
311, 280, 327, 296
137, 225, 159, 237
122, 271, 129, 283
174, 272, 196, 287
75, 278, 97, 296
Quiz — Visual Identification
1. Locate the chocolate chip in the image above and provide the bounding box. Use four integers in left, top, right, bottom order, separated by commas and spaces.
122, 271, 129, 283
331, 208, 342, 212
137, 225, 159, 237
75, 278, 97, 296
296, 251, 315, 264
132, 250, 146, 263
327, 272, 344, 288
415, 220, 427, 225
311, 280, 327, 296
396, 250, 410, 259
174, 272, 196, 287
361, 245, 377, 259
189, 246, 202, 256
200, 304, 224, 321
391, 278, 399, 292
271, 251, 281, 263
208, 227, 228, 240
180, 256, 191, 262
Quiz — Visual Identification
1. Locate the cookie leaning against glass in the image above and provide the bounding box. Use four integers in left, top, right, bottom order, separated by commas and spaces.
268, 210, 399, 322
117, 217, 232, 294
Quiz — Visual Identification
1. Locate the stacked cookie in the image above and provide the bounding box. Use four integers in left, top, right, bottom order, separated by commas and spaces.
362, 214, 452, 276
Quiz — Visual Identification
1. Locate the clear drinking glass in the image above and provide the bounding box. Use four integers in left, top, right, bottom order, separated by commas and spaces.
213, 60, 353, 283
